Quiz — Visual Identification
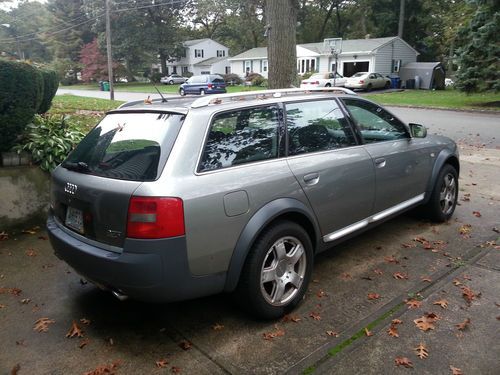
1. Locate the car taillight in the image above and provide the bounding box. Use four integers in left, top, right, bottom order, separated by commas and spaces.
359, 80, 365, 84
127, 197, 185, 239
207, 83, 213, 89
313, 81, 319, 85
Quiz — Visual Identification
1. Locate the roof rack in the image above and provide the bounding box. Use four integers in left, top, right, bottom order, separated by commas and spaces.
190, 87, 357, 108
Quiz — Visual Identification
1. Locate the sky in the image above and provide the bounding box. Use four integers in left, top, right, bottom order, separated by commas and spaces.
1, 0, 46, 12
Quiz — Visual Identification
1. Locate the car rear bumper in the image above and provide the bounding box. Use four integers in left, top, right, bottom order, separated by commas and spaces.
47, 215, 225, 302
345, 83, 365, 89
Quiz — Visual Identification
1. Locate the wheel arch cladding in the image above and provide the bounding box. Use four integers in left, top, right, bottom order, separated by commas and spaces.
223, 198, 320, 292
425, 149, 460, 201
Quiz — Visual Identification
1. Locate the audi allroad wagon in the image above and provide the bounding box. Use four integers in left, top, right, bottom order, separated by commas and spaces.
47, 88, 459, 319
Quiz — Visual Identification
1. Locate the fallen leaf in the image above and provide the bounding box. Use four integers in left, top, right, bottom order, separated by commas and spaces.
456, 318, 471, 331
26, 249, 37, 257
0, 231, 9, 240
0, 287, 22, 296
22, 228, 37, 235
401, 242, 415, 248
388, 325, 399, 337
316, 289, 328, 298
212, 323, 224, 331
453, 279, 462, 286
340, 272, 352, 280
178, 340, 192, 350
392, 319, 402, 325
406, 299, 422, 309
156, 359, 169, 368
463, 275, 472, 281
79, 338, 90, 349
83, 361, 121, 375
459, 224, 472, 237
373, 269, 383, 275
66, 321, 84, 338
461, 194, 471, 202
364, 327, 373, 337
414, 313, 439, 331
20, 298, 30, 304
421, 276, 432, 282
367, 293, 380, 300
309, 311, 321, 321
462, 286, 480, 304
11, 364, 20, 375
433, 299, 448, 309
0, 304, 5, 309
413, 236, 427, 244
393, 272, 409, 280
384, 256, 399, 264
450, 365, 463, 375
171, 366, 182, 374
472, 211, 482, 217
33, 317, 55, 332
38, 235, 48, 240
15, 340, 26, 346
262, 325, 285, 340
395, 357, 413, 368
326, 330, 339, 337
415, 343, 429, 359
80, 318, 91, 325
282, 314, 301, 323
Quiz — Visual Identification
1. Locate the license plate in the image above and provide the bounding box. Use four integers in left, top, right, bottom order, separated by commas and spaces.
65, 206, 84, 234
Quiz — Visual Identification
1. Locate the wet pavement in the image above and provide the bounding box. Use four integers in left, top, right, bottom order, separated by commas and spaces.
1, 144, 499, 375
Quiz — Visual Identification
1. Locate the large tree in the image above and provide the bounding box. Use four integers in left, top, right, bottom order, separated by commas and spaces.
266, 0, 298, 88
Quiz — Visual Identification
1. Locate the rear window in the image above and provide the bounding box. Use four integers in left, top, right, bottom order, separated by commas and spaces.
63, 112, 184, 181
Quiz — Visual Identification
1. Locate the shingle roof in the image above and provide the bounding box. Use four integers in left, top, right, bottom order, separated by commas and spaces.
229, 36, 416, 60
194, 56, 228, 66
183, 38, 211, 47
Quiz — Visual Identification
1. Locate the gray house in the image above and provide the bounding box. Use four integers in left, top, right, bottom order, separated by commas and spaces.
228, 36, 419, 78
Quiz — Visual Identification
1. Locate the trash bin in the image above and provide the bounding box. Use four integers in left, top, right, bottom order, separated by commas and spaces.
390, 77, 401, 89
102, 81, 110, 91
406, 79, 415, 89
98, 81, 104, 91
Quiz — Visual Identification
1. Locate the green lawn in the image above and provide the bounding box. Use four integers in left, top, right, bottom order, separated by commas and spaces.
365, 89, 500, 111
60, 82, 266, 94
49, 95, 124, 132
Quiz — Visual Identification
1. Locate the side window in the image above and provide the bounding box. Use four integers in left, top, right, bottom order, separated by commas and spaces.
342, 98, 409, 143
286, 100, 357, 156
199, 106, 280, 172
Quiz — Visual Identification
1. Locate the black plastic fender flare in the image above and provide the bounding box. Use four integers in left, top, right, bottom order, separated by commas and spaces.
223, 198, 320, 292
424, 148, 460, 204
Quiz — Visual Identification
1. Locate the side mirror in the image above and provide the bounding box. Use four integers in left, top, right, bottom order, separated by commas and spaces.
409, 123, 427, 138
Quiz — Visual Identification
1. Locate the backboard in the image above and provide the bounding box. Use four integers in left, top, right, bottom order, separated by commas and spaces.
323, 38, 343, 54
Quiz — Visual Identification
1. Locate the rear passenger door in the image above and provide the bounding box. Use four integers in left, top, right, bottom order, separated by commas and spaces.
341, 98, 432, 214
285, 99, 376, 241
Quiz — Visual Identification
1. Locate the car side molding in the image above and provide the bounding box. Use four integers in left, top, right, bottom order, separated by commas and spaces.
223, 198, 320, 292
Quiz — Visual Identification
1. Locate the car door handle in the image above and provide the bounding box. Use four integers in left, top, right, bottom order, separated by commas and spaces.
374, 158, 386, 168
303, 172, 320, 185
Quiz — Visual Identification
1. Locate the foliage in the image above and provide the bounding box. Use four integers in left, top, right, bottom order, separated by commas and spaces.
455, 0, 500, 93
0, 59, 43, 152
182, 71, 193, 78
150, 72, 162, 83
245, 72, 264, 82
38, 69, 59, 114
251, 74, 266, 86
223, 73, 243, 85
14, 114, 85, 172
79, 38, 109, 82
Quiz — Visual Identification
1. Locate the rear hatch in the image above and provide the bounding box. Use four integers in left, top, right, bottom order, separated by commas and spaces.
50, 111, 185, 250
210, 77, 226, 90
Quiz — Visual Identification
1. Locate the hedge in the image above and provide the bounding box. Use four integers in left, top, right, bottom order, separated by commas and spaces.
38, 69, 59, 114
0, 59, 58, 152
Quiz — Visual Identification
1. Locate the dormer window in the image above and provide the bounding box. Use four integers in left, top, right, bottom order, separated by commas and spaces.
217, 50, 226, 57
195, 49, 204, 58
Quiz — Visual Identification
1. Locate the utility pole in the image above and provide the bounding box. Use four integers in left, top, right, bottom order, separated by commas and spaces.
105, 0, 114, 100
398, 0, 405, 38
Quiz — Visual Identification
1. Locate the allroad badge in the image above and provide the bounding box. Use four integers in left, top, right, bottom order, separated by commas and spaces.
64, 182, 78, 195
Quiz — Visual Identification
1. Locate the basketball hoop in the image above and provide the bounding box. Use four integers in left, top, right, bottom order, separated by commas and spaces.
323, 38, 342, 86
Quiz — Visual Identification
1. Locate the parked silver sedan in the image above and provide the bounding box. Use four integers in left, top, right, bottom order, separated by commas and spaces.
345, 72, 391, 91
160, 73, 186, 85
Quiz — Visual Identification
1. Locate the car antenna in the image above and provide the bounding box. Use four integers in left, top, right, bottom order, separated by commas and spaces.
153, 83, 168, 103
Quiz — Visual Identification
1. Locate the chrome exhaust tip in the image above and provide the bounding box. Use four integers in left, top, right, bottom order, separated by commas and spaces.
112, 290, 129, 301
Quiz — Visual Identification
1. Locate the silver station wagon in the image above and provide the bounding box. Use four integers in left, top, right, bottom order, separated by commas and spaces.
47, 88, 459, 319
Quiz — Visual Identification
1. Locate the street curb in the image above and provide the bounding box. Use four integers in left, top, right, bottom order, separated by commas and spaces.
384, 104, 500, 115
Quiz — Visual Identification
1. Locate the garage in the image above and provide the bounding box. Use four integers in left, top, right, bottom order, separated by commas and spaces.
343, 61, 369, 77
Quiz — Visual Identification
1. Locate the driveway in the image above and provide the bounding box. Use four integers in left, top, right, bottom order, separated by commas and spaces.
2, 94, 500, 374
56, 88, 177, 102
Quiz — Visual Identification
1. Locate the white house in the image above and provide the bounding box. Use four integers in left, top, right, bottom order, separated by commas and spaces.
163, 38, 231, 76
228, 36, 418, 78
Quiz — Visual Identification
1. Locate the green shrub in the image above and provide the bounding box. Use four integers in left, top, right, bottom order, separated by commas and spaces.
245, 72, 264, 82
0, 59, 44, 152
38, 69, 59, 114
251, 74, 266, 87
182, 71, 193, 78
223, 73, 242, 85
150, 72, 162, 83
13, 115, 85, 172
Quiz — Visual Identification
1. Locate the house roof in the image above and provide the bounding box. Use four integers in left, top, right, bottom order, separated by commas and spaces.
183, 38, 211, 47
229, 36, 418, 60
194, 56, 228, 66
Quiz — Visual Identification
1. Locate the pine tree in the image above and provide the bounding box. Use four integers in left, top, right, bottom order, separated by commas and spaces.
455, 0, 500, 93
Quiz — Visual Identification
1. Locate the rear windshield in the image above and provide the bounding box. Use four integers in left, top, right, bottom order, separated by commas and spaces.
62, 112, 184, 181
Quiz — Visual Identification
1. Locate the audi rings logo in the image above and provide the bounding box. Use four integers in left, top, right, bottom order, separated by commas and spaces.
64, 182, 78, 195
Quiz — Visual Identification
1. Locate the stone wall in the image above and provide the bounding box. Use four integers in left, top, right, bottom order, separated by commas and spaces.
0, 166, 50, 230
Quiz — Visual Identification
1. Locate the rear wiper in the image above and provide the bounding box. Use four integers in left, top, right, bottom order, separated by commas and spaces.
62, 161, 90, 173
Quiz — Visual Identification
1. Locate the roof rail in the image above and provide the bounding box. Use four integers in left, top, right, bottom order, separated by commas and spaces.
190, 87, 357, 108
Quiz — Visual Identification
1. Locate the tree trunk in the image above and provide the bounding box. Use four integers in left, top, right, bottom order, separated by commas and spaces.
318, 2, 335, 41
398, 0, 405, 38
266, 0, 298, 89
159, 52, 168, 74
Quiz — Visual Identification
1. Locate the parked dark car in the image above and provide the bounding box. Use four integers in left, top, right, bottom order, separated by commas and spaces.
179, 74, 226, 96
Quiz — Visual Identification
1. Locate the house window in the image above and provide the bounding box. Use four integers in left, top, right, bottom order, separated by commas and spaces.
201, 71, 210, 75
244, 60, 252, 75
217, 50, 226, 57
182, 66, 188, 73
225, 66, 231, 74
195, 49, 204, 58
262, 60, 268, 72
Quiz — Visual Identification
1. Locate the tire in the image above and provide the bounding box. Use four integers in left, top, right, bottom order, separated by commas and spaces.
200, 89, 206, 95
235, 220, 314, 319
385, 81, 390, 89
421, 164, 458, 222
325, 83, 331, 87
169, 80, 174, 85
179, 88, 185, 96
